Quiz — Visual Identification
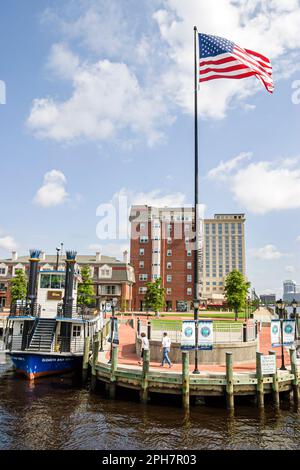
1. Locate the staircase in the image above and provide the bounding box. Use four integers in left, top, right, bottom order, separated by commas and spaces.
28, 318, 56, 352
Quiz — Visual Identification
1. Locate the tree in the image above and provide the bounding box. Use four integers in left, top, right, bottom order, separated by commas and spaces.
224, 270, 250, 321
77, 266, 95, 307
144, 278, 166, 315
10, 269, 27, 305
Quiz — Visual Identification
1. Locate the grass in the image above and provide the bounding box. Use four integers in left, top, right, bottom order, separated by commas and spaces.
159, 312, 248, 320
151, 318, 244, 331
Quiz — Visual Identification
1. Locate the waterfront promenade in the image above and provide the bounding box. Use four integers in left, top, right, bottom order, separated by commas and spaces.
103, 317, 291, 373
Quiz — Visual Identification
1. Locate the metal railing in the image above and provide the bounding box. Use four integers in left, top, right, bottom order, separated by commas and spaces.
139, 320, 258, 344
5, 333, 84, 353
56, 304, 98, 320
10, 303, 41, 318
53, 335, 84, 353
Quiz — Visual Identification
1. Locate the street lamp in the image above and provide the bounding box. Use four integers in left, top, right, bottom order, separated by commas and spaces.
291, 299, 297, 319
276, 299, 287, 371
193, 298, 200, 374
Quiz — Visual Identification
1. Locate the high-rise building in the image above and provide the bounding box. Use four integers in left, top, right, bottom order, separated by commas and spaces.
130, 206, 246, 311
283, 280, 300, 303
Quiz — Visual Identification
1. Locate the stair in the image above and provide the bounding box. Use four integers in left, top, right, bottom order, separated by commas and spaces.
28, 318, 56, 352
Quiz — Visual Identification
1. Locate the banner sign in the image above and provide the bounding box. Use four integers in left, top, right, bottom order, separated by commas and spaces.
108, 317, 119, 345
282, 320, 296, 346
271, 320, 281, 347
181, 321, 196, 350
105, 302, 112, 312
198, 320, 213, 350
261, 355, 276, 375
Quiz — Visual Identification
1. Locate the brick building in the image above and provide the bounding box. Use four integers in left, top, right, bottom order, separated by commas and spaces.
0, 250, 135, 311
130, 205, 246, 311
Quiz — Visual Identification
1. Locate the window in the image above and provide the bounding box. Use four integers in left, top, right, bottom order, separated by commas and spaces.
187, 250, 192, 257
0, 268, 6, 275
166, 275, 172, 283
40, 274, 51, 289
187, 288, 192, 295
139, 274, 148, 281
167, 237, 172, 245
72, 325, 81, 337
167, 250, 172, 257
139, 248, 145, 256
139, 261, 144, 268
167, 262, 172, 269
184, 224, 190, 232
140, 223, 146, 229
0, 283, 6, 291
187, 275, 192, 283
187, 262, 192, 269
166, 288, 172, 295
140, 236, 149, 243
139, 287, 147, 294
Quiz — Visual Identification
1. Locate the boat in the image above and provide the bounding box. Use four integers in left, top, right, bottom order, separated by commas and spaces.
3, 250, 101, 379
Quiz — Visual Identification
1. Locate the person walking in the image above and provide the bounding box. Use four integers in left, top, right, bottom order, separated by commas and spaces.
161, 332, 172, 368
139, 332, 149, 365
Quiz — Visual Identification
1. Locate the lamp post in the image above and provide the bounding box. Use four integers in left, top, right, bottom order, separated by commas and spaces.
291, 298, 297, 319
277, 299, 287, 371
55, 247, 60, 271
109, 297, 118, 363
193, 298, 200, 374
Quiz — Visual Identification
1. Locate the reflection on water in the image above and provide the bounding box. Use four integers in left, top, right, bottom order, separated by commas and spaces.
0, 354, 300, 450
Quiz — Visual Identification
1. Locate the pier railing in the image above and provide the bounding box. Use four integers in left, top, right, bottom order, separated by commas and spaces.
138, 319, 258, 344
56, 305, 98, 320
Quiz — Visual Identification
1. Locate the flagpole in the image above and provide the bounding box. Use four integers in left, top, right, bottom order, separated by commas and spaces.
193, 26, 200, 374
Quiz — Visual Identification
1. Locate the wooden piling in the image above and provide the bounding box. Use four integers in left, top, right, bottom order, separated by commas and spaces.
91, 336, 99, 391
140, 350, 150, 404
82, 336, 90, 381
109, 346, 118, 399
289, 348, 299, 406
269, 350, 279, 407
256, 352, 264, 408
225, 352, 234, 410
182, 351, 190, 409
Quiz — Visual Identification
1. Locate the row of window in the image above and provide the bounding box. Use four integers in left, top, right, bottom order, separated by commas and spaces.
139, 287, 193, 295
139, 274, 193, 283
139, 248, 192, 257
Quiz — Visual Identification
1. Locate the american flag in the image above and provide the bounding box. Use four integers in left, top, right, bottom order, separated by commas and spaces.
199, 33, 274, 93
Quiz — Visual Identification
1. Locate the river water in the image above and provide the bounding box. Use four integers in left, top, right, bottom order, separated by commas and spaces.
0, 350, 300, 450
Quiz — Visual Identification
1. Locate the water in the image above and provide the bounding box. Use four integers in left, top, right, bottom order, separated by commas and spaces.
1, 353, 300, 450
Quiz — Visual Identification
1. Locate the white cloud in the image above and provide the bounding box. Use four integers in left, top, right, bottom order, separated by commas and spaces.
208, 155, 300, 214
153, 0, 300, 118
296, 235, 300, 243
0, 236, 17, 251
285, 265, 295, 273
34, 170, 68, 207
88, 242, 128, 260
208, 152, 252, 181
27, 51, 171, 146
29, 0, 300, 147
250, 244, 286, 260
120, 188, 188, 208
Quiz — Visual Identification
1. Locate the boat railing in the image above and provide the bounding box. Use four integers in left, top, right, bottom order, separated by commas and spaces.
52, 335, 84, 354
56, 304, 98, 321
9, 303, 41, 318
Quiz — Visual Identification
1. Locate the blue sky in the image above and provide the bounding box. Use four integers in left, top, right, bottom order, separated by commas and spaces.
0, 0, 300, 297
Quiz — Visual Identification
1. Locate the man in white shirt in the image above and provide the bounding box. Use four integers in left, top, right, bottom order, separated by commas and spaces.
161, 332, 172, 368
139, 332, 149, 365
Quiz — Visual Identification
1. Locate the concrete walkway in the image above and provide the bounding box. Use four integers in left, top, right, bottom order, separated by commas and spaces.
105, 321, 291, 374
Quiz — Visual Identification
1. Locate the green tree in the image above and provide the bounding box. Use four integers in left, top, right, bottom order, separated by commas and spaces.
10, 269, 27, 305
224, 270, 250, 321
77, 266, 95, 307
144, 278, 165, 315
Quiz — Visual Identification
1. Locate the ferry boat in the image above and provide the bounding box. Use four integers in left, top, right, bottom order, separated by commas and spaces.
3, 250, 101, 379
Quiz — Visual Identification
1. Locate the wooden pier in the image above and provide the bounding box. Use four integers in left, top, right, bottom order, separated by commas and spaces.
88, 346, 299, 410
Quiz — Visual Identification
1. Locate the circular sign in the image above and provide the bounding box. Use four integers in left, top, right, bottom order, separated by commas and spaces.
284, 323, 293, 334
184, 327, 193, 338
201, 326, 211, 338
272, 325, 278, 334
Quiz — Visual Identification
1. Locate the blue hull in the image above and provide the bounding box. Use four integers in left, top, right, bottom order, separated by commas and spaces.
9, 353, 82, 379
